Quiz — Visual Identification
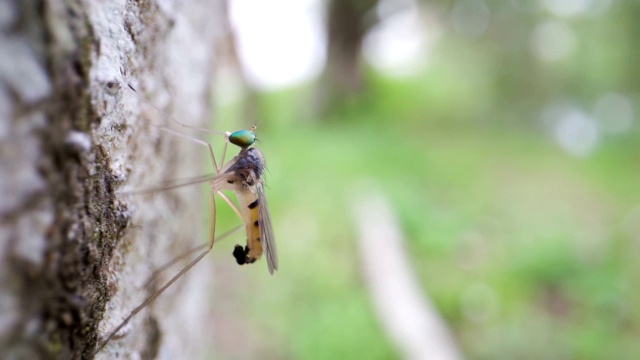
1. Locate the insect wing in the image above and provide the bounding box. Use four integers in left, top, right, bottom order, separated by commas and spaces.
257, 184, 278, 274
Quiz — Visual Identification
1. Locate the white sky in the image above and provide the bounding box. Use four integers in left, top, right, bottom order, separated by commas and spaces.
229, 0, 326, 90
228, 0, 432, 89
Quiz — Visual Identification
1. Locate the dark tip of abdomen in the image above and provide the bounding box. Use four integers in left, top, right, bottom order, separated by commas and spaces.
233, 245, 246, 265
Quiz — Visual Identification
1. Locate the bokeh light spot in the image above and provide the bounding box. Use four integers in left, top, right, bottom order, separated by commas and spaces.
452, 0, 491, 38
593, 93, 635, 134
530, 20, 576, 62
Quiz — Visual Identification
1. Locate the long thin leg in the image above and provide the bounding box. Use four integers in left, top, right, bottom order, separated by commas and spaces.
96, 83, 247, 354
95, 190, 218, 354
139, 192, 245, 292
157, 126, 220, 172
127, 84, 225, 136
217, 191, 244, 222
126, 83, 229, 172
219, 138, 229, 171
119, 173, 217, 197
143, 225, 243, 288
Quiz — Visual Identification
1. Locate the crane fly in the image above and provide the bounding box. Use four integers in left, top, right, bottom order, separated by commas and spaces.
95, 83, 278, 354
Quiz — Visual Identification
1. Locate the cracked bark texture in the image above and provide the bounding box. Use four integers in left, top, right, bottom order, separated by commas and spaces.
0, 1, 222, 359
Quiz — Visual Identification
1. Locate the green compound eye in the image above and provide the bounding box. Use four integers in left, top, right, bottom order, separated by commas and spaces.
228, 128, 256, 148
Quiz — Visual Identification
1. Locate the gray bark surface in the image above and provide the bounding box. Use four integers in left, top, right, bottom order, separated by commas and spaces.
0, 1, 221, 359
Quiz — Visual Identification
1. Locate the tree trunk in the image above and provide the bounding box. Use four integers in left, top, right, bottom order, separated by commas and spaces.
0, 1, 221, 359
315, 0, 378, 116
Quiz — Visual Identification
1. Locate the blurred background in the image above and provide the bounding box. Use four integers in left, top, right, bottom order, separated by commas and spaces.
189, 0, 639, 358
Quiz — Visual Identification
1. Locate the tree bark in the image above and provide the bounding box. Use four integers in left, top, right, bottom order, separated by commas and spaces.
0, 1, 221, 359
